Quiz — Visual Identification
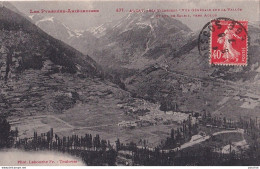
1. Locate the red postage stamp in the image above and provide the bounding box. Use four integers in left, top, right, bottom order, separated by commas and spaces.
210, 20, 248, 65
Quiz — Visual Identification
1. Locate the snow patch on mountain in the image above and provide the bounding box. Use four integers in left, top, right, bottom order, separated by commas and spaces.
62, 23, 76, 38
28, 15, 34, 19
74, 30, 84, 37
89, 24, 107, 38
35, 16, 54, 25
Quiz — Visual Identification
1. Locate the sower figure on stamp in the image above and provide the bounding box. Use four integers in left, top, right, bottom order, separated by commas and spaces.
217, 23, 243, 62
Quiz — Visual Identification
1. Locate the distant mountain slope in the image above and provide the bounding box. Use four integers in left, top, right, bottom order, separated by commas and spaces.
0, 6, 127, 117
28, 12, 193, 71
30, 14, 81, 43
0, 6, 102, 77
91, 12, 193, 70
166, 25, 260, 82
26, 13, 99, 60
125, 24, 260, 120
25, 9, 260, 84
0, 1, 24, 16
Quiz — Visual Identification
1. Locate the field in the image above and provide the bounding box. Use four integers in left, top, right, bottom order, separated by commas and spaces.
8, 75, 260, 148
8, 98, 181, 147
7, 69, 260, 149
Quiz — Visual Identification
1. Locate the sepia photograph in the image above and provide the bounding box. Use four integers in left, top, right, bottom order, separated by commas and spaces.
0, 0, 259, 166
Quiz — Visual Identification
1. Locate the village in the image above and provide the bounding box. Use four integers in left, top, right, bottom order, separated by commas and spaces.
117, 100, 196, 128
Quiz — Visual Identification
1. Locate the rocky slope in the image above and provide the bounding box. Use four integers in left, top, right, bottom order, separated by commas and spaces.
125, 23, 260, 120
91, 12, 193, 70
0, 5, 127, 118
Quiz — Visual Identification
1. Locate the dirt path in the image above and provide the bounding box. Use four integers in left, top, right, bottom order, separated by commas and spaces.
9, 115, 115, 131
75, 124, 114, 130
48, 115, 74, 128
9, 115, 74, 129
134, 129, 246, 153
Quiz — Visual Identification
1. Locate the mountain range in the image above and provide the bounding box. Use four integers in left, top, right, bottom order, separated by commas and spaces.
1, 1, 260, 128
28, 12, 194, 72
0, 4, 130, 119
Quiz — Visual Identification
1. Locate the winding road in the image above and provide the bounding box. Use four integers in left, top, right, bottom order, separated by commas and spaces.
136, 128, 245, 153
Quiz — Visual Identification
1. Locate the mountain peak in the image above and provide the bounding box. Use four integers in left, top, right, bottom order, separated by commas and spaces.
113, 11, 191, 33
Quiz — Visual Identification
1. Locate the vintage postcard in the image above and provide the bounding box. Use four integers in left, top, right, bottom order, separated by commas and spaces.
0, 0, 259, 166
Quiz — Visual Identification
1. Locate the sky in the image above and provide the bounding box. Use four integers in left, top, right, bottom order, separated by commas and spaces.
11, 0, 260, 31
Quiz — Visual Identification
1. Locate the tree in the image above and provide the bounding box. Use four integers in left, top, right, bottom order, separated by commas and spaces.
176, 128, 182, 144
170, 129, 175, 139
101, 140, 107, 152
223, 117, 227, 125
207, 112, 212, 120
93, 134, 100, 150
159, 99, 177, 112
115, 138, 121, 151
107, 140, 112, 149
0, 117, 11, 148
129, 141, 137, 155
106, 149, 117, 166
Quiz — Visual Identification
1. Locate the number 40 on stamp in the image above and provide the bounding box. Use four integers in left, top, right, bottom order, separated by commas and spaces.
210, 20, 248, 66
